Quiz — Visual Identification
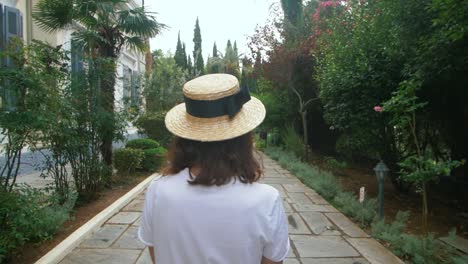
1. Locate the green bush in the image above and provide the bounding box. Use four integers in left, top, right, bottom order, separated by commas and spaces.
282, 125, 305, 159
265, 147, 377, 226
371, 211, 459, 263
113, 148, 144, 174
254, 133, 266, 151
141, 147, 167, 172
134, 111, 172, 146
324, 156, 348, 171
0, 186, 75, 262
126, 138, 160, 150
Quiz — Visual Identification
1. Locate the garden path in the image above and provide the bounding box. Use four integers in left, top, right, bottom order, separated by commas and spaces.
59, 153, 403, 264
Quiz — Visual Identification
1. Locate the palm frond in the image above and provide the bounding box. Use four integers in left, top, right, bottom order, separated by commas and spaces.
33, 0, 75, 32
117, 7, 167, 38
124, 36, 147, 52
71, 29, 109, 53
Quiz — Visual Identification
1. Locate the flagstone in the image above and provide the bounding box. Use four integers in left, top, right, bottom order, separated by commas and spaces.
300, 212, 340, 236
79, 225, 127, 248
283, 183, 310, 193
122, 199, 144, 212
325, 213, 370, 238
113, 226, 145, 249
290, 235, 360, 258
345, 238, 404, 264
60, 249, 141, 264
107, 212, 141, 225
300, 257, 370, 264
288, 213, 311, 234
135, 247, 152, 264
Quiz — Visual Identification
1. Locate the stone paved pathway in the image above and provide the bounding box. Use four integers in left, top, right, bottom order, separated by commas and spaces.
60, 154, 403, 264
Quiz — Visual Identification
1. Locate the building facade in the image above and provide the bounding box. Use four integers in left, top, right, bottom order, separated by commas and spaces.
0, 0, 146, 111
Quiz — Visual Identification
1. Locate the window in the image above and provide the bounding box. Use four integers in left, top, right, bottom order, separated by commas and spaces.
71, 39, 84, 73
130, 72, 140, 107
0, 5, 23, 111
122, 66, 132, 103
122, 66, 140, 108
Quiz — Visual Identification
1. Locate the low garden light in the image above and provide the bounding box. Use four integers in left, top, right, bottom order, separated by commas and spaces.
374, 160, 389, 220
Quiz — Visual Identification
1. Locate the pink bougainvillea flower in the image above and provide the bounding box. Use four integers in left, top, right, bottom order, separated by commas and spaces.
374, 106, 383, 112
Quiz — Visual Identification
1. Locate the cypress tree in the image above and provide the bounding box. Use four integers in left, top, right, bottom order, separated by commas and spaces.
174, 32, 185, 68
213, 42, 218, 57
233, 41, 238, 59
187, 55, 193, 76
225, 40, 234, 63
192, 18, 204, 75
233, 41, 239, 69
182, 43, 187, 68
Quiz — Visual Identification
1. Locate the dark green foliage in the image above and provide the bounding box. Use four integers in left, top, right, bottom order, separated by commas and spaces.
134, 111, 172, 146
0, 186, 75, 262
281, 0, 303, 26
145, 50, 186, 112
174, 32, 186, 69
212, 42, 218, 57
371, 212, 459, 263
282, 125, 305, 159
192, 18, 204, 75
141, 147, 167, 172
126, 138, 160, 150
254, 134, 266, 151
113, 148, 144, 174
265, 147, 377, 227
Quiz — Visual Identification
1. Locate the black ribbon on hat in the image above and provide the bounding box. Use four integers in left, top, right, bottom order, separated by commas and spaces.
184, 84, 251, 118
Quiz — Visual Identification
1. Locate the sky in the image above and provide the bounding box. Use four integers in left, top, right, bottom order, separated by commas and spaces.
146, 0, 278, 61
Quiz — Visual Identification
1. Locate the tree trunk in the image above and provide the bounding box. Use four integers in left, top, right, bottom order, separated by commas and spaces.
301, 110, 308, 160
98, 51, 118, 166
422, 182, 428, 234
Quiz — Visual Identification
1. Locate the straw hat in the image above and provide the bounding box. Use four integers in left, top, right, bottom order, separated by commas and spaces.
165, 73, 266, 142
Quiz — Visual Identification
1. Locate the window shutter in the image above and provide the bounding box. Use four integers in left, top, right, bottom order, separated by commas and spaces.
0, 4, 3, 110
0, 4, 4, 52
2, 6, 22, 111
71, 40, 84, 73
122, 66, 131, 101
131, 72, 139, 106
4, 6, 21, 42
4, 6, 22, 68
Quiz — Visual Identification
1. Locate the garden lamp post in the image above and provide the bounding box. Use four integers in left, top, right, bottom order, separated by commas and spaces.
374, 161, 389, 220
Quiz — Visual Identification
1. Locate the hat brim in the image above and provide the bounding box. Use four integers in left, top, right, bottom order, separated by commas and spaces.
165, 96, 266, 142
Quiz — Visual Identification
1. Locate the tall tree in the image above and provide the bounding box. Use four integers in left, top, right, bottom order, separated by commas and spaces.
145, 50, 186, 111
182, 43, 187, 68
174, 32, 185, 68
33, 0, 165, 165
281, 0, 303, 27
187, 55, 193, 77
233, 41, 240, 70
223, 40, 240, 78
213, 42, 218, 57
192, 17, 204, 75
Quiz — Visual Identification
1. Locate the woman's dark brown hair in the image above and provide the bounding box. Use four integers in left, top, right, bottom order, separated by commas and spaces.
162, 132, 263, 186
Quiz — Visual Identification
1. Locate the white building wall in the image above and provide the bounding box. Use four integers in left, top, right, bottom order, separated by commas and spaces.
1, 0, 146, 111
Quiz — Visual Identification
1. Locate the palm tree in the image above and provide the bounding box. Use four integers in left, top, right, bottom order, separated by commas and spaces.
33, 0, 166, 165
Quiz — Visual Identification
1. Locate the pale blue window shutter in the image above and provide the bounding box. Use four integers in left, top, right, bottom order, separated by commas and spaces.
122, 66, 131, 103
0, 4, 3, 53
2, 6, 23, 111
0, 4, 3, 110
71, 39, 84, 73
131, 72, 139, 106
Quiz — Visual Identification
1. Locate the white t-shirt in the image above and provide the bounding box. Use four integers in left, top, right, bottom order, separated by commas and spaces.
138, 168, 290, 264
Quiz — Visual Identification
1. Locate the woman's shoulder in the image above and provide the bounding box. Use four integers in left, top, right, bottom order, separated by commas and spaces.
240, 182, 281, 206
146, 169, 188, 193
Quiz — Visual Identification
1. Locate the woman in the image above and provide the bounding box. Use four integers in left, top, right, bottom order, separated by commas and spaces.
138, 74, 290, 264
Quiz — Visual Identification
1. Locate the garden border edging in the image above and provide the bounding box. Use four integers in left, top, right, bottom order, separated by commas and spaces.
35, 174, 158, 264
